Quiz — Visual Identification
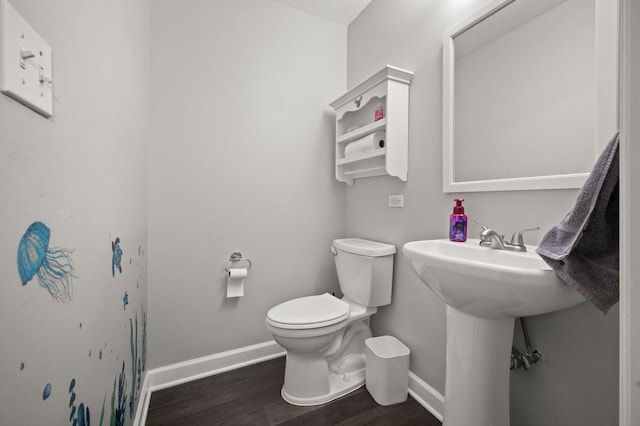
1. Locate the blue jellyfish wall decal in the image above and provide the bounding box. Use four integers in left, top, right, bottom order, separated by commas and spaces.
17, 221, 76, 302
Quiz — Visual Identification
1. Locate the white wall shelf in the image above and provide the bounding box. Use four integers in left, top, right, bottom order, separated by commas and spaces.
336, 119, 387, 144
337, 147, 387, 165
330, 65, 413, 185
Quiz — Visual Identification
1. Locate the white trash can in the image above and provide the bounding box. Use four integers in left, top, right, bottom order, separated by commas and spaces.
365, 335, 410, 406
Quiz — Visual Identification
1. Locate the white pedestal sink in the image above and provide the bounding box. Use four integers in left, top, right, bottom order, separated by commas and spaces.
402, 239, 586, 426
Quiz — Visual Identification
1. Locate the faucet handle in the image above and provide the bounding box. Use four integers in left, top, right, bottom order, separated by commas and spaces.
472, 221, 489, 232
473, 221, 491, 245
473, 221, 501, 247
472, 220, 488, 229
510, 227, 540, 246
473, 222, 503, 239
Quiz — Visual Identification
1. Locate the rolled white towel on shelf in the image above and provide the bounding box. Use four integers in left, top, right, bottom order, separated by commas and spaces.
344, 131, 385, 158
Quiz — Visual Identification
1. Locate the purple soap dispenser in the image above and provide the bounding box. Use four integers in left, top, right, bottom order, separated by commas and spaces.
449, 198, 468, 242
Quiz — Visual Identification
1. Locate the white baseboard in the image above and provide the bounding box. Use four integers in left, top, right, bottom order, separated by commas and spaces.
133, 340, 445, 425
133, 372, 151, 426
146, 340, 286, 392
408, 371, 445, 422
133, 340, 285, 426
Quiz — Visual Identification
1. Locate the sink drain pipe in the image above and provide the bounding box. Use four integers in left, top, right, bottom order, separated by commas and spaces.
510, 317, 544, 370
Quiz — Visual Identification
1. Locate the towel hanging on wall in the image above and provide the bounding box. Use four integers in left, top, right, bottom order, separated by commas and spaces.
536, 132, 619, 314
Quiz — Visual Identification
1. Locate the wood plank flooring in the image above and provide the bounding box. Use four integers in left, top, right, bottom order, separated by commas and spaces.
146, 357, 441, 425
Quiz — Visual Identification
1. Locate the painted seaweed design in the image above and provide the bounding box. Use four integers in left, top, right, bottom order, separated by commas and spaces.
137, 359, 141, 393
109, 378, 115, 426
110, 362, 127, 426
77, 403, 90, 426
129, 316, 138, 418
141, 305, 147, 372
99, 395, 106, 426
69, 378, 91, 426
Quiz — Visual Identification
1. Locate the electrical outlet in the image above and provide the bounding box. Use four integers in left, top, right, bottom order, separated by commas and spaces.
388, 194, 404, 208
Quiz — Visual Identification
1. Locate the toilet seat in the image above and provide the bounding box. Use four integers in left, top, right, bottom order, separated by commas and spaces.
266, 293, 350, 330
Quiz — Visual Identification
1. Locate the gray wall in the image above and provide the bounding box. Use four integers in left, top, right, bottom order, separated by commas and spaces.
620, 1, 640, 423
347, 1, 618, 425
0, 1, 622, 425
0, 0, 150, 424
147, 0, 347, 368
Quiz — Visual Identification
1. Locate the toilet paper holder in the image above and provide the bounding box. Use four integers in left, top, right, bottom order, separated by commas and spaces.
224, 251, 252, 273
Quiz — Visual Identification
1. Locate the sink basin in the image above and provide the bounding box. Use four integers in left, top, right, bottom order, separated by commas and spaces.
402, 239, 585, 426
402, 239, 585, 319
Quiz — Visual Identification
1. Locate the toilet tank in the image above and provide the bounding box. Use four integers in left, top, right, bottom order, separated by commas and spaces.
333, 238, 396, 307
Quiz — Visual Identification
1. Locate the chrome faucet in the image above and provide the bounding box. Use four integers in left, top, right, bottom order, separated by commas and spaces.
479, 227, 509, 250
474, 222, 539, 252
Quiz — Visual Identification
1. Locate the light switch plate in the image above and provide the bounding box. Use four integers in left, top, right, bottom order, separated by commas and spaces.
0, 0, 53, 117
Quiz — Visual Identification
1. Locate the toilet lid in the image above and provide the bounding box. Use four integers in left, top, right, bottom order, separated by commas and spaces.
266, 293, 350, 329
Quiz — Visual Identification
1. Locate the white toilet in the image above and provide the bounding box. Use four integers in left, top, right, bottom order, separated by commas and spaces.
265, 238, 396, 406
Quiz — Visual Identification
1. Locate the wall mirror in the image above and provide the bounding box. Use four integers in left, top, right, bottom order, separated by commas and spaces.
442, 0, 618, 192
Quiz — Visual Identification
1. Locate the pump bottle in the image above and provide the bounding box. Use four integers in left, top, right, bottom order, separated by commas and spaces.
374, 102, 384, 121
449, 198, 468, 242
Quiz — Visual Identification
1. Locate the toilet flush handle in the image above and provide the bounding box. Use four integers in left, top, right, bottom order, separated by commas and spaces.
331, 246, 337, 256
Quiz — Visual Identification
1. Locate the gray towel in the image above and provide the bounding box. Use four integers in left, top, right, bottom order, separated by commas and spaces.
536, 132, 619, 314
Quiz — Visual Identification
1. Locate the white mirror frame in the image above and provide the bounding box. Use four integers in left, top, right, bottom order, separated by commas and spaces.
442, 0, 619, 193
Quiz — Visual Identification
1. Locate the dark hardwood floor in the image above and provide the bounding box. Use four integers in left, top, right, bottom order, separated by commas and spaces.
146, 356, 441, 425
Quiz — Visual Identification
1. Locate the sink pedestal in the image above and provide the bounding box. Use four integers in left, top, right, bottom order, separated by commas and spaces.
402, 239, 587, 426
444, 306, 515, 426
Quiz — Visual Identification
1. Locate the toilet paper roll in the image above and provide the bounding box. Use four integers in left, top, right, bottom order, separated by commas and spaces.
344, 131, 386, 158
226, 268, 247, 298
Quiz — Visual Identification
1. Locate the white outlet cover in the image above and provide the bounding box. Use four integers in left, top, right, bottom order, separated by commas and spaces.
388, 194, 404, 208
0, 0, 53, 117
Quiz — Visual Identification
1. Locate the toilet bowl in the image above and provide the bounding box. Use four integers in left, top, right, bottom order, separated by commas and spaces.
265, 238, 395, 406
